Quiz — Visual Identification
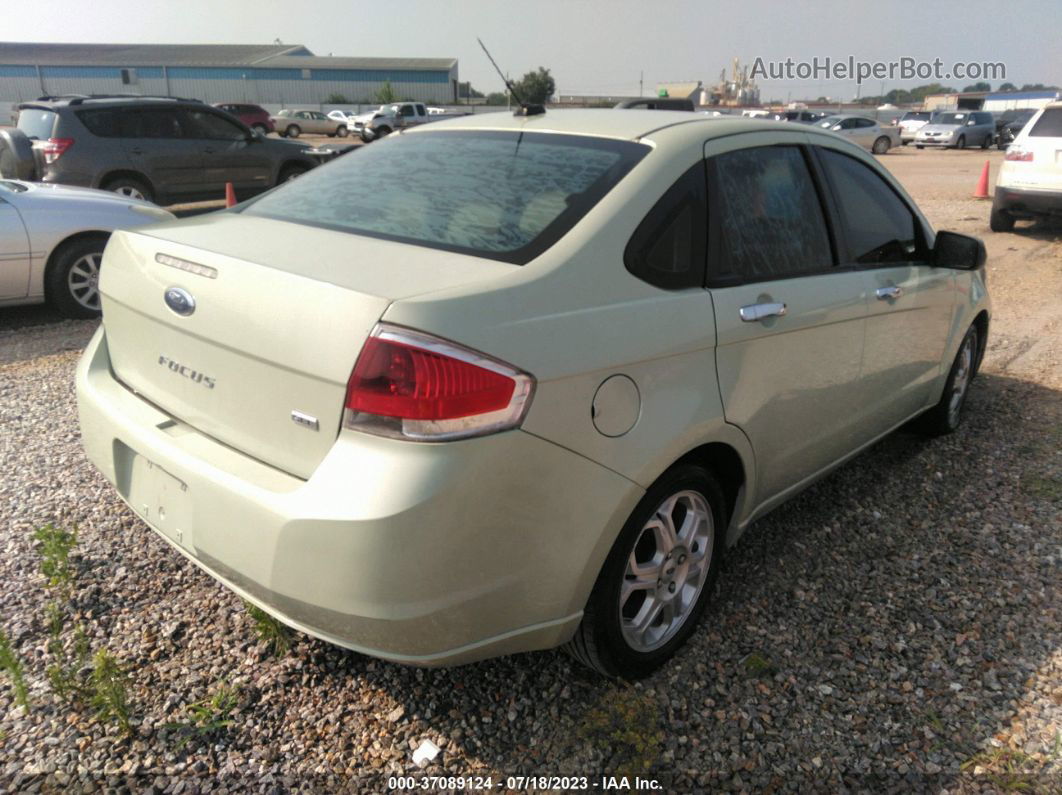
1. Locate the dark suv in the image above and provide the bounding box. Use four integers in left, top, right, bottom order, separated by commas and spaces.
6, 96, 319, 204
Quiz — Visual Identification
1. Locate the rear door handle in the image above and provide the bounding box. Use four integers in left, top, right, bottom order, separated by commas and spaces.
739, 302, 788, 322
876, 286, 904, 300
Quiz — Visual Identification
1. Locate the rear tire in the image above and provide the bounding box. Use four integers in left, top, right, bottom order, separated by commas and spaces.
336, 125, 349, 138
285, 125, 301, 138
872, 136, 891, 154
102, 175, 153, 203
251, 123, 268, 135
915, 326, 978, 436
46, 236, 108, 318
565, 464, 726, 678
990, 207, 1016, 232
955, 135, 966, 149
981, 134, 991, 149
916, 145, 924, 150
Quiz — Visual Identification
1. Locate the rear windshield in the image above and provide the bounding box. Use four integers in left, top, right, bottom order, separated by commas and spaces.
17, 109, 58, 140
901, 112, 931, 121
242, 130, 649, 264
1030, 108, 1062, 137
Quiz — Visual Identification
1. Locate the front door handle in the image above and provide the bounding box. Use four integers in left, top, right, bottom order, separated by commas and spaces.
876, 286, 904, 300
739, 302, 788, 322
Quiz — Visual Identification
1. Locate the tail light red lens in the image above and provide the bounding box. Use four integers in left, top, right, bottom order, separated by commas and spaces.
1004, 148, 1033, 162
344, 324, 534, 441
42, 138, 74, 164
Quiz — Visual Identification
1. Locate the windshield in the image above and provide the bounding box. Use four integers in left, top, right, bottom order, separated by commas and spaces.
242, 130, 650, 264
16, 108, 58, 140
817, 116, 843, 128
936, 112, 969, 125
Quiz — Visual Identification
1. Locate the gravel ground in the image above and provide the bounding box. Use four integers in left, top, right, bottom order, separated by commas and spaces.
0, 149, 1059, 793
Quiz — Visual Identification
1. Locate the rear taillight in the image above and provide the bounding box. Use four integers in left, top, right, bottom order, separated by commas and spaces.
41, 137, 74, 164
1004, 147, 1033, 162
343, 324, 534, 441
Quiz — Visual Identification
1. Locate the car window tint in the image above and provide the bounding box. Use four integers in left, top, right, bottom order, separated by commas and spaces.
243, 130, 649, 265
183, 109, 245, 140
120, 109, 185, 138
625, 162, 706, 289
1030, 108, 1062, 137
856, 119, 875, 128
819, 148, 921, 265
77, 109, 121, 137
712, 146, 831, 280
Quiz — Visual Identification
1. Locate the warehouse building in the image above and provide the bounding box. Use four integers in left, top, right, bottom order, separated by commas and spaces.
0, 42, 459, 105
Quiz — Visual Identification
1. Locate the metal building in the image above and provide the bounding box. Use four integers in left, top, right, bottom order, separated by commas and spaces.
0, 42, 459, 105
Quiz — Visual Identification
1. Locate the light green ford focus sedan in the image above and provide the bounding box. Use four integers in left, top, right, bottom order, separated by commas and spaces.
77, 110, 990, 678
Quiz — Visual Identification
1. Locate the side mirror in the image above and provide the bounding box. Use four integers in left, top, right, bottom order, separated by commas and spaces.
934, 231, 986, 270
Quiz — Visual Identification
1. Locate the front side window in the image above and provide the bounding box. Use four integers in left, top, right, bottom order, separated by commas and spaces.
710, 146, 832, 282
243, 130, 649, 264
183, 109, 246, 140
818, 148, 923, 265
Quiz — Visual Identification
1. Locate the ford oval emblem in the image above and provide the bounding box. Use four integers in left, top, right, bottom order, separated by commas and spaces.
164, 287, 196, 317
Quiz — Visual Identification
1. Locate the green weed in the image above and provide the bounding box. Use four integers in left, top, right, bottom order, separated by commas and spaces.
0, 629, 29, 711
244, 602, 291, 656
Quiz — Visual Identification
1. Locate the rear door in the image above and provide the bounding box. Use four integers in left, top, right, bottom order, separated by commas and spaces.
0, 195, 30, 299
705, 132, 869, 507
119, 107, 206, 198
182, 107, 272, 194
815, 144, 954, 426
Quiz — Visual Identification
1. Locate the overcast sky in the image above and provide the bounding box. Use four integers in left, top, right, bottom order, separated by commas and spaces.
5, 0, 1060, 101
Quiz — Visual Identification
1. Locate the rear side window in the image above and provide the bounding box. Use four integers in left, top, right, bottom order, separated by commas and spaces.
625, 163, 706, 289
1030, 108, 1062, 137
710, 146, 832, 282
16, 109, 57, 140
243, 130, 649, 264
818, 148, 924, 265
77, 109, 121, 137
120, 108, 185, 139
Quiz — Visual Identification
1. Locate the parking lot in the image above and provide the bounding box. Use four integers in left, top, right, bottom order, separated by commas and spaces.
0, 145, 1059, 791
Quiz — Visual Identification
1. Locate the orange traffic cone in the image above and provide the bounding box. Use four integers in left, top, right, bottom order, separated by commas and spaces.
973, 160, 990, 199
225, 182, 237, 207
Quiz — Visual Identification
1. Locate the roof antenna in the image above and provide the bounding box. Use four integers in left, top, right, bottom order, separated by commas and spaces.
477, 38, 545, 117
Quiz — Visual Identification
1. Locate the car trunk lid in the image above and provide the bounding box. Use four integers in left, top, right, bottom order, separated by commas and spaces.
99, 214, 510, 479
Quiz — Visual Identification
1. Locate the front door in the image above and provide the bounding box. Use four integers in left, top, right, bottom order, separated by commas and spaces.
705, 133, 869, 510
182, 108, 272, 194
814, 145, 956, 426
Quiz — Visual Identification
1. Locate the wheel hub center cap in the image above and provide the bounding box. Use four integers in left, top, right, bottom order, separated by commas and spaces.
658, 545, 690, 598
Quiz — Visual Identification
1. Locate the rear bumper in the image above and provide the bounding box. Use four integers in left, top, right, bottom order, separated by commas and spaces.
993, 185, 1062, 218
76, 328, 640, 665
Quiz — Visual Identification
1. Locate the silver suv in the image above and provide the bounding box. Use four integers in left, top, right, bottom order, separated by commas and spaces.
4, 95, 320, 204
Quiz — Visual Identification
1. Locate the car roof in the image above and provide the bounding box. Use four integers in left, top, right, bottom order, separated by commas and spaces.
404, 108, 822, 142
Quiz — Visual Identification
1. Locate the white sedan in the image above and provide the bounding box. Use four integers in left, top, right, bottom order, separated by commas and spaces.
0, 180, 174, 317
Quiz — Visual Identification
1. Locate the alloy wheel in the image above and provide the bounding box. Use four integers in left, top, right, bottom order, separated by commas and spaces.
619, 490, 714, 653
67, 252, 102, 311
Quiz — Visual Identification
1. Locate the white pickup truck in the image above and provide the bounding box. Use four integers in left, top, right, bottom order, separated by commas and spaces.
351, 102, 467, 142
